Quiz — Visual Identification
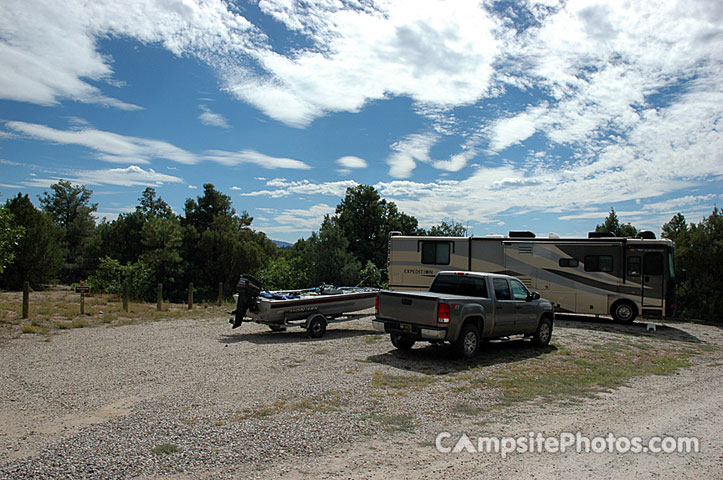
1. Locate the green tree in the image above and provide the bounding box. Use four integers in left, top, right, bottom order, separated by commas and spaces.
0, 205, 25, 274
137, 187, 173, 219
38, 180, 98, 280
140, 216, 183, 286
427, 220, 468, 236
663, 208, 722, 322
0, 194, 64, 288
334, 185, 421, 269
595, 208, 638, 237
182, 184, 274, 299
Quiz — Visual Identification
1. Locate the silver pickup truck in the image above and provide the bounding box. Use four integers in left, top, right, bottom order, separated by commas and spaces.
373, 271, 555, 358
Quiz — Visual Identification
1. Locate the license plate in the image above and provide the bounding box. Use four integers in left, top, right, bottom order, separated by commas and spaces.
400, 323, 412, 332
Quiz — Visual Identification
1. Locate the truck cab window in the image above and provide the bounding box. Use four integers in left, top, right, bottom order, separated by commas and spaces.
458, 277, 488, 297
510, 279, 529, 300
493, 278, 511, 300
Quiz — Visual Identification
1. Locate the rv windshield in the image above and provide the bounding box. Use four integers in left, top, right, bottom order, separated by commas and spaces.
668, 252, 675, 280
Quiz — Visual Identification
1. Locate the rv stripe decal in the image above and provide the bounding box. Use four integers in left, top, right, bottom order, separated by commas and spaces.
543, 269, 641, 296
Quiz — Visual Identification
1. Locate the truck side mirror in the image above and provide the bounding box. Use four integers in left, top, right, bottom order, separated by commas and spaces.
527, 292, 540, 301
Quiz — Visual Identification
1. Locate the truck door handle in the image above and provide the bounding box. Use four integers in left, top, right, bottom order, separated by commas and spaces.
401, 298, 412, 305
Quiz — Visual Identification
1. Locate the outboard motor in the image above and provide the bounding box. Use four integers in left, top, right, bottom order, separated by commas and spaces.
230, 274, 263, 329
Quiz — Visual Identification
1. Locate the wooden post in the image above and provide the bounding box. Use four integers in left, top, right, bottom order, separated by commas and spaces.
22, 281, 29, 319
188, 282, 194, 310
217, 282, 223, 306
80, 293, 85, 315
157, 283, 163, 311
122, 280, 129, 312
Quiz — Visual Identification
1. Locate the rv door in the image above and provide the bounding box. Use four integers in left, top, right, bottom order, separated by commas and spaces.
626, 248, 664, 309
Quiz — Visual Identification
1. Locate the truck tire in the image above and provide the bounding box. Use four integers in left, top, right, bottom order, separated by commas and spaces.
532, 317, 553, 347
390, 333, 416, 350
306, 314, 327, 338
453, 323, 480, 359
611, 300, 637, 323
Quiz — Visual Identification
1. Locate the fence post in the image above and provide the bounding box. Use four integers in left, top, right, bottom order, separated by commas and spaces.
122, 280, 129, 312
217, 282, 223, 306
22, 281, 29, 319
80, 292, 85, 315
188, 282, 194, 310
157, 283, 163, 311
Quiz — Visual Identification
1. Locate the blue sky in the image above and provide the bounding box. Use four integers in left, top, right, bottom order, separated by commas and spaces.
1, 0, 721, 243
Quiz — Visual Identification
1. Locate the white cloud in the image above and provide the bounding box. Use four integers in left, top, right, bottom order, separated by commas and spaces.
336, 156, 367, 169
241, 178, 357, 198
22, 165, 183, 187
198, 105, 230, 128
203, 150, 311, 170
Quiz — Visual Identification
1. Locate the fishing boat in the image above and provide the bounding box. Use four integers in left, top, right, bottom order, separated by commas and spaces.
230, 274, 378, 338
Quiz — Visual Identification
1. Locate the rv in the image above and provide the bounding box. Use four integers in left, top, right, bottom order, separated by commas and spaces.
387, 231, 678, 323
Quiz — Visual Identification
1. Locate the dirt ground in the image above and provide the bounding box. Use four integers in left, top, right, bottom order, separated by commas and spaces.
0, 313, 721, 479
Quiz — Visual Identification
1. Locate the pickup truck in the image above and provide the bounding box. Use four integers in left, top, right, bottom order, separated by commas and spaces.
373, 271, 555, 358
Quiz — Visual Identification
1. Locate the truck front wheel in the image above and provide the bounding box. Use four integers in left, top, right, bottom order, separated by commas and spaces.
453, 324, 480, 359
532, 317, 553, 347
390, 333, 416, 350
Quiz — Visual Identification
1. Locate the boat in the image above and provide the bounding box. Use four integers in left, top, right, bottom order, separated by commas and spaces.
229, 274, 378, 338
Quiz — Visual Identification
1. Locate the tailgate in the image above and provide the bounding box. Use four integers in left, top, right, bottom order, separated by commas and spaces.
377, 291, 440, 327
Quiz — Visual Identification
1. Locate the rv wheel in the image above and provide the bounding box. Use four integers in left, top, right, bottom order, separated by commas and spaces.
611, 301, 637, 323
306, 314, 327, 338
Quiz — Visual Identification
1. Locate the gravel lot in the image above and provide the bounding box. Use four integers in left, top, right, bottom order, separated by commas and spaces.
1, 312, 721, 479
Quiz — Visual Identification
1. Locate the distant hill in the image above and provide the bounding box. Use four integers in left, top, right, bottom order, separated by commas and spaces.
273, 240, 293, 248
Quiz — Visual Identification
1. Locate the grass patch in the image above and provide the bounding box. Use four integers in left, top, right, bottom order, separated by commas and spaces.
152, 444, 179, 455
371, 371, 437, 390
364, 335, 383, 345
0, 287, 235, 337
370, 413, 417, 432
454, 340, 698, 405
450, 402, 484, 416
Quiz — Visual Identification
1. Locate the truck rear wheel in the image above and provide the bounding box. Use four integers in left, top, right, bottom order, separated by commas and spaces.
453, 324, 480, 359
390, 333, 415, 350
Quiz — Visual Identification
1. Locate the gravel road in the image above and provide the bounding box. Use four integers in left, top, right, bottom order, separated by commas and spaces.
1, 313, 720, 479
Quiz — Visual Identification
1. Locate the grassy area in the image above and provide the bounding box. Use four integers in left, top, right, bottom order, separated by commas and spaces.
448, 336, 711, 407
0, 287, 233, 337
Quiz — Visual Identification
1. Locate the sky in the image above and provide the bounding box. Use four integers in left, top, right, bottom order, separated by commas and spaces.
1, 0, 722, 244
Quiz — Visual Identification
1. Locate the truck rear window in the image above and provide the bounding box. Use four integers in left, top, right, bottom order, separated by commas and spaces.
430, 275, 488, 298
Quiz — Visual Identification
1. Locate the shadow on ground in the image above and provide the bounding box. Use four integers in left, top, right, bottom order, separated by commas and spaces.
555, 314, 702, 343
219, 327, 376, 345
367, 340, 558, 375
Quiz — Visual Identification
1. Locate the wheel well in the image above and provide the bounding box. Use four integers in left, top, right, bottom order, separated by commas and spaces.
540, 312, 553, 323
463, 316, 483, 332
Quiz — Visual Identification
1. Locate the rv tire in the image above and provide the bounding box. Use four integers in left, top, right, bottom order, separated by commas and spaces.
611, 301, 637, 323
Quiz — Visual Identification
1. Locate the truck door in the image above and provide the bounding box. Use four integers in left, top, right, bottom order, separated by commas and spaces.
509, 278, 538, 332
492, 278, 516, 335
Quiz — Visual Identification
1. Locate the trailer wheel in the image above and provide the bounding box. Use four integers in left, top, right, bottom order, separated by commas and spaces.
532, 317, 553, 347
306, 314, 327, 338
453, 323, 480, 359
390, 333, 415, 350
611, 300, 637, 323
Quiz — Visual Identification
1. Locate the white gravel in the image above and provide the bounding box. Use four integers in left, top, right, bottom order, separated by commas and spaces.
0, 313, 720, 479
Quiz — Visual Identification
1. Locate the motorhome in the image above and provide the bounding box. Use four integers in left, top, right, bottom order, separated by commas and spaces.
387, 231, 678, 323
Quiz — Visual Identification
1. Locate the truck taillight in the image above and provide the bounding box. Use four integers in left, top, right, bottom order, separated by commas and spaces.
375, 294, 379, 315
437, 303, 450, 323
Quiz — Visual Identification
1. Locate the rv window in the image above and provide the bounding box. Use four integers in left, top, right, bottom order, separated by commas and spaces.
644, 252, 663, 276
458, 276, 488, 298
584, 255, 614, 272
510, 279, 529, 300
627, 256, 641, 277
559, 258, 579, 268
493, 278, 511, 300
421, 242, 451, 265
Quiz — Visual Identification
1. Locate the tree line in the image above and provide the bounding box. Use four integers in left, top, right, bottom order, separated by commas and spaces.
0, 182, 720, 321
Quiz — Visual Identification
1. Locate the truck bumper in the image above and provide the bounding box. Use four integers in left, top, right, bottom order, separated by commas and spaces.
373, 319, 447, 341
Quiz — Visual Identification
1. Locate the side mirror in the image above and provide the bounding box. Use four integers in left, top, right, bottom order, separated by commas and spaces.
527, 292, 541, 301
